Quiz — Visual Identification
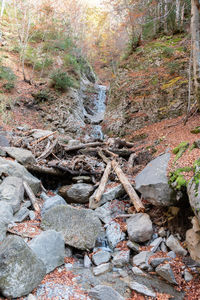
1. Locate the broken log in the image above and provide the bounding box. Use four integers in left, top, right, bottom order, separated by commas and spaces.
27, 164, 63, 177
23, 181, 40, 212
60, 141, 106, 152
93, 161, 112, 205
111, 160, 145, 213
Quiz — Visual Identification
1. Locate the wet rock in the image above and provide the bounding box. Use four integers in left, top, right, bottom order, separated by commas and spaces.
13, 206, 30, 222
93, 263, 111, 276
41, 204, 101, 250
156, 263, 177, 285
0, 176, 24, 213
106, 221, 125, 249
112, 250, 130, 267
129, 281, 156, 298
3, 147, 36, 165
84, 254, 92, 268
150, 256, 172, 268
41, 194, 66, 216
59, 183, 94, 204
0, 236, 46, 298
92, 250, 111, 266
127, 213, 153, 243
29, 230, 65, 274
135, 153, 175, 206
89, 184, 125, 209
166, 235, 187, 256
132, 251, 153, 271
127, 240, 140, 253
184, 269, 193, 282
0, 157, 40, 194
89, 285, 124, 300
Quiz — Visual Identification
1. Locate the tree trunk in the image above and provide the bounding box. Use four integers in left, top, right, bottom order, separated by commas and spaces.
191, 0, 200, 109
1, 0, 6, 17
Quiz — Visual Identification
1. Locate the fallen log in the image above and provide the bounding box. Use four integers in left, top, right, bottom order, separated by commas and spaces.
60, 141, 106, 152
23, 181, 40, 212
27, 164, 63, 177
30, 131, 57, 146
93, 161, 112, 205
127, 153, 137, 173
111, 160, 145, 212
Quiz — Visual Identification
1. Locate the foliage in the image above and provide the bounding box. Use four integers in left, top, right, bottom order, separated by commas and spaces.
169, 166, 192, 190
50, 70, 75, 92
162, 47, 174, 58
0, 66, 16, 91
32, 89, 53, 103
191, 126, 200, 134
172, 141, 189, 163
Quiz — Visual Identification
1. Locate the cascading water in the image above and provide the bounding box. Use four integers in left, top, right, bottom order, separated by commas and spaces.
83, 84, 107, 141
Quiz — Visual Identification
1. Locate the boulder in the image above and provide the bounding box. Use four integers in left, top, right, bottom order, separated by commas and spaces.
59, 183, 94, 204
135, 153, 175, 206
129, 281, 156, 298
0, 157, 40, 194
3, 147, 36, 165
0, 202, 13, 241
0, 236, 46, 298
95, 200, 126, 224
14, 206, 30, 222
106, 221, 125, 249
41, 194, 66, 216
89, 285, 124, 300
187, 176, 200, 224
132, 251, 153, 271
0, 176, 24, 213
93, 263, 111, 276
89, 184, 125, 209
41, 205, 101, 250
112, 250, 130, 267
92, 250, 111, 266
127, 213, 153, 243
29, 230, 65, 273
186, 218, 200, 263
166, 235, 187, 256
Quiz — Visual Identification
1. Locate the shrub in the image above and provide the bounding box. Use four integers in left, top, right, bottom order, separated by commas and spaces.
50, 70, 74, 92
162, 47, 174, 58
0, 66, 16, 91
32, 89, 51, 103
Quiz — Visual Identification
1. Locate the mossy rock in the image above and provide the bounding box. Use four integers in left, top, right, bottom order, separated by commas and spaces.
191, 126, 200, 134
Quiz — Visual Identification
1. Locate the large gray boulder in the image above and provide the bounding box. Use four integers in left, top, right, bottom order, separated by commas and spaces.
59, 183, 94, 204
3, 147, 36, 165
0, 176, 24, 213
127, 213, 153, 243
0, 236, 46, 298
135, 153, 175, 206
106, 221, 125, 249
41, 194, 66, 216
187, 175, 200, 224
41, 205, 101, 250
29, 230, 65, 273
0, 157, 40, 194
0, 202, 13, 241
89, 285, 124, 300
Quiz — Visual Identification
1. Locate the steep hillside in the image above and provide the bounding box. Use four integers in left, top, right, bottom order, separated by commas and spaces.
103, 34, 191, 139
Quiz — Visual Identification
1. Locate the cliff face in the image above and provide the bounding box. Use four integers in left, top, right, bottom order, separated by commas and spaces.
103, 34, 191, 139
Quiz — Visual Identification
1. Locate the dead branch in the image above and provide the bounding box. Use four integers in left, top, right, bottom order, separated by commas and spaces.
62, 141, 106, 152
37, 139, 58, 160
127, 153, 137, 173
23, 181, 40, 212
27, 164, 63, 176
30, 131, 57, 146
111, 160, 145, 212
97, 148, 110, 164
93, 161, 112, 205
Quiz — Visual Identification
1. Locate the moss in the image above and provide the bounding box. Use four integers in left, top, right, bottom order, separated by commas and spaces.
191, 126, 200, 134
169, 166, 192, 190
172, 141, 189, 163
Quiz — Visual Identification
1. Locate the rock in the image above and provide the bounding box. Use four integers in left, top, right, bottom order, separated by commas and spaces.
150, 237, 163, 252
184, 269, 193, 282
89, 184, 125, 209
84, 254, 92, 268
187, 176, 200, 224
0, 134, 10, 147
150, 257, 172, 268
112, 250, 130, 267
127, 213, 153, 243
0, 157, 40, 194
0, 201, 13, 223
158, 227, 167, 237
132, 251, 153, 271
0, 176, 24, 213
135, 153, 175, 206
67, 139, 82, 147
156, 263, 177, 285
132, 267, 146, 276
0, 236, 46, 298
72, 176, 91, 183
166, 235, 187, 256
3, 147, 36, 165
27, 294, 37, 300
186, 228, 200, 263
29, 230, 65, 274
129, 281, 156, 298
161, 242, 168, 252
95, 200, 126, 224
106, 221, 125, 249
65, 246, 73, 257
13, 206, 30, 222
89, 285, 124, 300
93, 263, 111, 276
41, 194, 66, 216
41, 205, 101, 250
167, 251, 176, 259
59, 183, 94, 204
29, 210, 36, 220
92, 250, 111, 266
127, 240, 140, 253
0, 220, 8, 242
